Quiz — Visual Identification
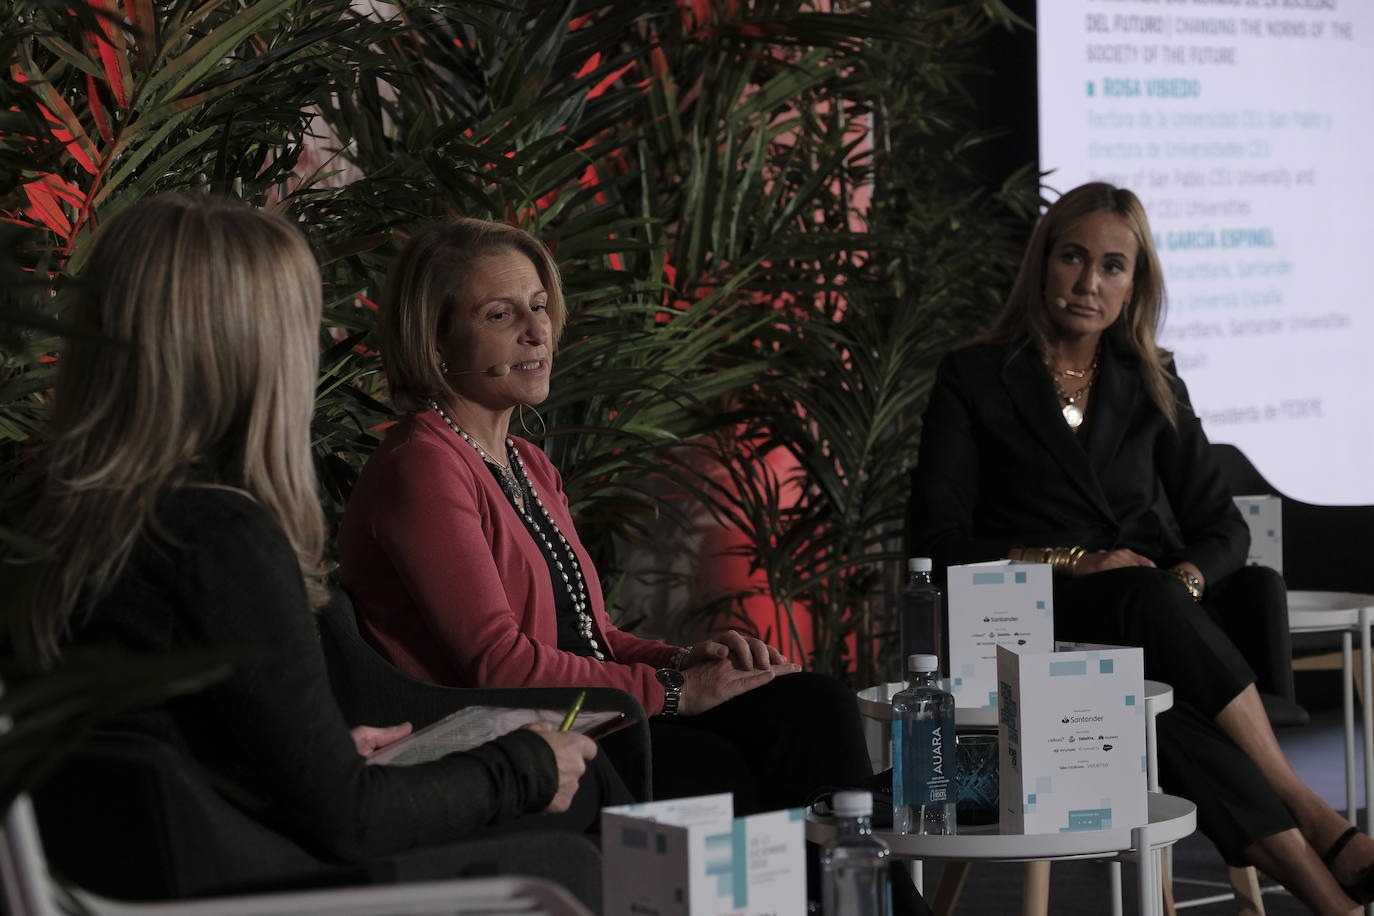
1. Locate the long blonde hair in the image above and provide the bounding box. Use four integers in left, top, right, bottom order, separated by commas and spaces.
984, 182, 1177, 426
4, 193, 327, 666
382, 218, 566, 413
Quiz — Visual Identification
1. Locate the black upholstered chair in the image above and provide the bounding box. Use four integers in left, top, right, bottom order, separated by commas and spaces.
32, 729, 603, 908
316, 588, 653, 801
1214, 441, 1374, 693
1212, 443, 1374, 597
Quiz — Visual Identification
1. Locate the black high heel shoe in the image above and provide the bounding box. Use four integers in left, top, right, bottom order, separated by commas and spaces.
1323, 825, 1374, 904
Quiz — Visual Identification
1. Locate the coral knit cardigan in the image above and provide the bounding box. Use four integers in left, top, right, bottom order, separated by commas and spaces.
339, 409, 678, 715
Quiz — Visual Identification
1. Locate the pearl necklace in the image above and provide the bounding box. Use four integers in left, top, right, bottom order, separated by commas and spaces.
427, 401, 605, 661
428, 400, 525, 507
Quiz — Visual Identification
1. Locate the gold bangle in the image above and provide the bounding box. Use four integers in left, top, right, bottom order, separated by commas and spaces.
1041, 546, 1086, 574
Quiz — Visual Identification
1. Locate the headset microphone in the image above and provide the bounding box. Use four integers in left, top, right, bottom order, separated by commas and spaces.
1054, 297, 1069, 309
446, 363, 512, 377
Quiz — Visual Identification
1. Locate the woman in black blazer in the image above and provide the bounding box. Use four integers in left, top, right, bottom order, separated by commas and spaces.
910, 182, 1368, 914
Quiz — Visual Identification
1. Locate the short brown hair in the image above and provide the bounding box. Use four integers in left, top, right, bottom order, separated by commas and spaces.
381, 218, 566, 413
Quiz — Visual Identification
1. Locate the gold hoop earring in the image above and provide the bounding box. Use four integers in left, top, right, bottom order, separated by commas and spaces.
518, 404, 546, 439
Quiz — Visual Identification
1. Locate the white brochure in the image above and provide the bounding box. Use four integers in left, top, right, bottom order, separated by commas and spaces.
946, 560, 1055, 708
601, 793, 805, 916
997, 643, 1148, 835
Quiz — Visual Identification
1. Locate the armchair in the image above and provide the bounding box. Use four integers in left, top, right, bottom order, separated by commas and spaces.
8, 789, 594, 916
316, 588, 653, 801
30, 729, 603, 908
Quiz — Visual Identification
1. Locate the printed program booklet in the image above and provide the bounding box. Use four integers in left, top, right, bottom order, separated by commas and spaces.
366, 705, 628, 767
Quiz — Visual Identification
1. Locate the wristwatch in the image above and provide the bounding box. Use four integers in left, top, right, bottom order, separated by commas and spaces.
655, 667, 684, 716
1171, 568, 1203, 602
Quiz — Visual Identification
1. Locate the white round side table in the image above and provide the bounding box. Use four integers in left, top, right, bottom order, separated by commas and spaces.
1287, 590, 1374, 835
808, 792, 1196, 916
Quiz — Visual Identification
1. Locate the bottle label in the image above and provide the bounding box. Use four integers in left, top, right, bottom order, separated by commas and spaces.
893, 715, 954, 806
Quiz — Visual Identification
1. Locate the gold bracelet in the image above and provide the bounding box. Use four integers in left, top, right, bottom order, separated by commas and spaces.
1032, 546, 1086, 573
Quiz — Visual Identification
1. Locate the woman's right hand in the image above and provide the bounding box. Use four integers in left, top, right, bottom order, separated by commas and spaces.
1071, 548, 1156, 576
523, 721, 598, 814
678, 658, 800, 715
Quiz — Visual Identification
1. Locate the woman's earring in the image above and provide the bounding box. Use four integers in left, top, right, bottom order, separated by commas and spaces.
440, 359, 449, 375
518, 404, 547, 439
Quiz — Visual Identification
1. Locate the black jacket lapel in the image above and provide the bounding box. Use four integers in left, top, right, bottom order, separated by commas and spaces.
1082, 339, 1141, 488
1000, 346, 1118, 522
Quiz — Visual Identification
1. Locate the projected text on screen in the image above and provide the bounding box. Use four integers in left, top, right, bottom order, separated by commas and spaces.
1039, 1, 1373, 504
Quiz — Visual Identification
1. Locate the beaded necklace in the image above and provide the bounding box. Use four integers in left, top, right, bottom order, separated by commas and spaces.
428, 401, 606, 661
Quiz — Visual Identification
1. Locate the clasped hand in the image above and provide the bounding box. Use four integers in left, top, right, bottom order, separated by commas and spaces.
675, 630, 800, 716
678, 629, 790, 671
1066, 550, 1207, 595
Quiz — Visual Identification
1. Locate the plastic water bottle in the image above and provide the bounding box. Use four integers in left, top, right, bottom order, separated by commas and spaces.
892, 653, 957, 835
821, 790, 892, 916
898, 558, 944, 677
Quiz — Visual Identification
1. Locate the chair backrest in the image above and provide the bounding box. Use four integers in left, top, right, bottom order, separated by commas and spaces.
9, 786, 598, 916
1, 796, 59, 916
32, 730, 359, 901
1212, 443, 1374, 593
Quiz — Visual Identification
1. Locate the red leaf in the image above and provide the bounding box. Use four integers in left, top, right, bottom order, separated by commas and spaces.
40, 173, 86, 207
88, 0, 131, 109
574, 52, 602, 80
86, 72, 114, 143
587, 61, 635, 100
125, 0, 156, 69
22, 180, 74, 237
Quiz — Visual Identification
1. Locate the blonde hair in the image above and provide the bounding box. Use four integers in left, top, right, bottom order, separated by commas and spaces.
382, 218, 566, 413
5, 193, 327, 666
984, 182, 1177, 426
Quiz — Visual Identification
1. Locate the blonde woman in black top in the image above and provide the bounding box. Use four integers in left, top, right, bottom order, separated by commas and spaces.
2, 194, 597, 874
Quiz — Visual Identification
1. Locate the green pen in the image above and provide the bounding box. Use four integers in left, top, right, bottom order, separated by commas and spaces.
559, 690, 587, 732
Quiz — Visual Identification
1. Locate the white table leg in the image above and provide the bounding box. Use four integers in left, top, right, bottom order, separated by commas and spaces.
1346, 630, 1357, 824
1135, 824, 1157, 916
1146, 717, 1160, 793
1106, 860, 1122, 916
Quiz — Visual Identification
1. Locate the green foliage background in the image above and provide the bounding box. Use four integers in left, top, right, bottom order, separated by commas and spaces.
1, 0, 1036, 684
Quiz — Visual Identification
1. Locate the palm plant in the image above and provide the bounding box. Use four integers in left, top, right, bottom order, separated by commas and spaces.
0, 0, 392, 466
2, 0, 1040, 689
691, 2, 1039, 682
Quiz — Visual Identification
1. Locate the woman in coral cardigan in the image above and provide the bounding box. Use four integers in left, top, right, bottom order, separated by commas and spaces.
339, 218, 875, 819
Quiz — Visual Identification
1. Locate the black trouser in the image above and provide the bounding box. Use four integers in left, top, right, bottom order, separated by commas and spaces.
648, 671, 871, 812
649, 671, 932, 916
1055, 566, 1297, 865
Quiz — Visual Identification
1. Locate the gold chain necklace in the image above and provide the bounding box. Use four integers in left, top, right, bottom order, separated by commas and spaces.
1048, 349, 1100, 430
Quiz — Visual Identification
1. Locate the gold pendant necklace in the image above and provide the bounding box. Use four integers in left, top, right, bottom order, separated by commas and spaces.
1048, 348, 1100, 430
1061, 399, 1085, 429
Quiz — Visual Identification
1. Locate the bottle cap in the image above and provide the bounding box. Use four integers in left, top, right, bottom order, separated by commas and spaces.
908, 557, 933, 573
832, 790, 873, 817
909, 654, 939, 673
